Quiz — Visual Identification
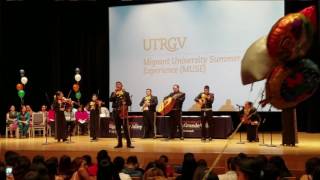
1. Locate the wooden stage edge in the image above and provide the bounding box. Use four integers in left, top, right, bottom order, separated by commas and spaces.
1, 132, 320, 170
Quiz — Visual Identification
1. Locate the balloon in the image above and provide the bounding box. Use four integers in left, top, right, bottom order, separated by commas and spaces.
19, 69, 25, 77
74, 74, 81, 82
266, 59, 320, 109
73, 84, 80, 92
267, 13, 314, 63
300, 6, 316, 31
241, 36, 278, 85
16, 83, 23, 91
75, 67, 80, 74
75, 92, 81, 100
21, 77, 28, 85
18, 90, 25, 98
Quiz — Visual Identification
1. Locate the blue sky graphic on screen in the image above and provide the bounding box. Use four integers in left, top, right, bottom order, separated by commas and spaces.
109, 1, 283, 112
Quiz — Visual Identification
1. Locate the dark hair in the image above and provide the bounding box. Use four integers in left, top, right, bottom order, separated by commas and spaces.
127, 156, 138, 165
13, 156, 31, 180
58, 155, 71, 176
146, 88, 152, 91
227, 157, 237, 171
0, 162, 5, 180
197, 159, 207, 168
269, 156, 291, 177
181, 153, 197, 180
312, 166, 320, 180
4, 151, 19, 166
238, 158, 262, 180
116, 81, 122, 85
32, 155, 45, 165
97, 150, 110, 163
160, 155, 169, 163
82, 155, 92, 166
305, 157, 320, 174
262, 163, 280, 180
113, 156, 125, 173
173, 84, 180, 88
45, 157, 58, 180
97, 159, 120, 180
204, 85, 210, 90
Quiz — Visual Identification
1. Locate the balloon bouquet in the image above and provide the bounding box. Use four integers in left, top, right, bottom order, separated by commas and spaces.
241, 6, 320, 109
73, 67, 82, 102
16, 69, 28, 105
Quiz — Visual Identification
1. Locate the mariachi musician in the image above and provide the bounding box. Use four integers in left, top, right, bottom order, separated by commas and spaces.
52, 91, 69, 142
139, 88, 158, 138
87, 94, 104, 141
240, 101, 261, 142
194, 85, 214, 141
163, 84, 185, 140
110, 81, 134, 148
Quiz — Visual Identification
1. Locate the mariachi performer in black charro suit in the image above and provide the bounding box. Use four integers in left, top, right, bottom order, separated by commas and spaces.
139, 88, 158, 138
164, 84, 185, 140
53, 91, 68, 142
240, 101, 261, 142
87, 94, 103, 141
110, 81, 134, 148
194, 85, 215, 141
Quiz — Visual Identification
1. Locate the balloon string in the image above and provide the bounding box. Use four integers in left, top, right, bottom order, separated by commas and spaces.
203, 120, 244, 180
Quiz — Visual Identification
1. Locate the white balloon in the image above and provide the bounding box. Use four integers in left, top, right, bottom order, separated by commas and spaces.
21, 77, 28, 85
74, 74, 81, 82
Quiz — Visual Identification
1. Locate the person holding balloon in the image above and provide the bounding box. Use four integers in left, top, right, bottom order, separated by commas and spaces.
17, 105, 31, 138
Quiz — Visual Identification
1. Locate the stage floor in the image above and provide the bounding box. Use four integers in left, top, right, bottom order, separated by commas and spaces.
1, 132, 320, 171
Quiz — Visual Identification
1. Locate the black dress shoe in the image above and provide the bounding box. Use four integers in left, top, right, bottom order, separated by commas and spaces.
114, 145, 123, 148
62, 138, 68, 142
180, 137, 184, 140
127, 145, 135, 148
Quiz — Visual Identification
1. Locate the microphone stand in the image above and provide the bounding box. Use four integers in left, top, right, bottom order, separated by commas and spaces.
236, 105, 245, 144
66, 111, 75, 144
266, 105, 276, 147
42, 111, 50, 145
259, 118, 267, 146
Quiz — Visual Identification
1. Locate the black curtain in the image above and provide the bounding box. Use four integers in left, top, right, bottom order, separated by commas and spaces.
285, 0, 320, 132
0, 2, 109, 135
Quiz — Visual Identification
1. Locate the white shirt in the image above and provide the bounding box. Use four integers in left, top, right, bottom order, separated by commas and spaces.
119, 172, 132, 180
218, 171, 237, 180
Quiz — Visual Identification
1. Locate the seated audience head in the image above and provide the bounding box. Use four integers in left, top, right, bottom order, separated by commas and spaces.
144, 167, 165, 180
236, 157, 262, 180
82, 155, 93, 166
113, 156, 125, 173
305, 157, 320, 175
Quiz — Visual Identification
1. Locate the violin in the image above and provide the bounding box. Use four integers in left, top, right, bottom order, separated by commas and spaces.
119, 103, 128, 119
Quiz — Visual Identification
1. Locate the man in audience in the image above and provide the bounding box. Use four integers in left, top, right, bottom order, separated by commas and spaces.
218, 157, 237, 180
122, 156, 144, 178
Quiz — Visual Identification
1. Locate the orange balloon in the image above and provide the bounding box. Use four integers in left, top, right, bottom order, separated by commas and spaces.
73, 84, 80, 92
16, 83, 23, 91
267, 13, 313, 63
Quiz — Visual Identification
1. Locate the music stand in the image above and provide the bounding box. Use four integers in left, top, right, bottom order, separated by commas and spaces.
259, 118, 267, 146
236, 105, 245, 144
42, 112, 50, 145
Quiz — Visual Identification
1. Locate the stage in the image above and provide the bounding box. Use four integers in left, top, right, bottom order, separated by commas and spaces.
1, 132, 320, 176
